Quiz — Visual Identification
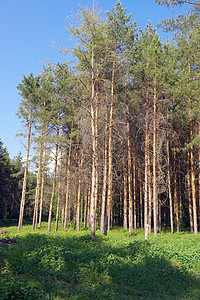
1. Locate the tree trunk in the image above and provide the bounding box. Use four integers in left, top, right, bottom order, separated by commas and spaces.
100, 110, 108, 234
144, 83, 149, 239
47, 109, 60, 232
187, 151, 194, 232
64, 125, 73, 229
38, 139, 47, 228
127, 117, 133, 234
123, 153, 128, 230
55, 123, 64, 232
107, 44, 116, 232
18, 120, 31, 231
90, 40, 97, 238
76, 149, 84, 231
178, 157, 183, 231
166, 139, 174, 234
32, 128, 44, 230
84, 185, 88, 229
153, 71, 157, 237
190, 125, 198, 235
133, 147, 137, 230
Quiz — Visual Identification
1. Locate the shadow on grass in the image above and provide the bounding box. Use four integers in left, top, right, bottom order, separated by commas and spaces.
0, 219, 32, 228
0, 232, 199, 299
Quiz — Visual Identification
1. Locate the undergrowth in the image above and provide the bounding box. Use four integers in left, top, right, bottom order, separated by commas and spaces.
0, 223, 200, 299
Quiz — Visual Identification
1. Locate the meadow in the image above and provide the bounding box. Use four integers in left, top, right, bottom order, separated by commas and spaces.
0, 222, 200, 299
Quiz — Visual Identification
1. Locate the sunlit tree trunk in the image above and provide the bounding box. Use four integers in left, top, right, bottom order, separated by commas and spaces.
55, 124, 64, 232
173, 150, 179, 232
153, 68, 157, 237
47, 109, 60, 232
187, 151, 194, 232
123, 153, 128, 230
84, 185, 88, 229
190, 124, 198, 235
76, 149, 84, 231
127, 117, 133, 234
144, 85, 149, 239
18, 117, 31, 231
167, 139, 173, 234
38, 139, 47, 228
198, 122, 200, 224
64, 125, 73, 229
107, 44, 116, 232
133, 147, 137, 230
90, 39, 97, 238
100, 107, 108, 234
178, 157, 183, 230
32, 128, 44, 230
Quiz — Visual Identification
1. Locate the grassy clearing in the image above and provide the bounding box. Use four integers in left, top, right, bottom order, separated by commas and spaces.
0, 222, 200, 299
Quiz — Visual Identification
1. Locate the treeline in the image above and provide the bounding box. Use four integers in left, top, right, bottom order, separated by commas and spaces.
0, 140, 37, 221
12, 0, 200, 238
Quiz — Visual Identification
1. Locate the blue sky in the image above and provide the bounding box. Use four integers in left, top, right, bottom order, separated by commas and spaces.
0, 0, 184, 159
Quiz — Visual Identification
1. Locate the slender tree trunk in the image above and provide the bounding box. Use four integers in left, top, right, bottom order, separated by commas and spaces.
94, 77, 99, 231
190, 125, 198, 235
100, 110, 108, 234
198, 122, 200, 224
84, 185, 88, 229
18, 120, 31, 231
73, 136, 79, 230
107, 44, 116, 232
87, 186, 91, 228
133, 147, 137, 230
153, 70, 157, 237
138, 157, 143, 229
90, 40, 97, 238
144, 83, 149, 239
64, 125, 73, 229
120, 189, 123, 226
123, 153, 128, 230
38, 139, 47, 228
47, 109, 60, 232
166, 139, 173, 234
127, 117, 133, 234
173, 150, 179, 232
147, 147, 152, 233
32, 128, 44, 230
188, 59, 198, 235
55, 123, 64, 232
187, 150, 194, 232
76, 149, 84, 231
178, 157, 183, 231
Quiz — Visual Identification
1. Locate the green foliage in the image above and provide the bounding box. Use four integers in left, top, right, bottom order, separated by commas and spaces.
0, 224, 200, 299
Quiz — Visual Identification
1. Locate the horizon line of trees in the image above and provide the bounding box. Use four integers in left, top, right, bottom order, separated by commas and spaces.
2, 0, 200, 239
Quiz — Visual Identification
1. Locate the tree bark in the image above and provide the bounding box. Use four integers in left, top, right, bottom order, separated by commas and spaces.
153, 69, 157, 237
76, 149, 84, 231
173, 150, 179, 232
187, 150, 194, 232
47, 109, 60, 232
127, 117, 133, 234
38, 139, 47, 228
100, 108, 108, 234
55, 123, 64, 232
64, 125, 73, 229
166, 139, 174, 234
18, 118, 31, 231
123, 153, 128, 231
32, 128, 44, 230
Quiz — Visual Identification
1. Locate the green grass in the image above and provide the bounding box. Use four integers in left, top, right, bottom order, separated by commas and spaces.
0, 222, 200, 299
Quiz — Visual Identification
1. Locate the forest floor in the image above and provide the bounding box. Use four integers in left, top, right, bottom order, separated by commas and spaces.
0, 222, 200, 299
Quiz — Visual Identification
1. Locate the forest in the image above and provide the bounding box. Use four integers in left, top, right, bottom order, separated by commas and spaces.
1, 0, 199, 238
0, 0, 200, 298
